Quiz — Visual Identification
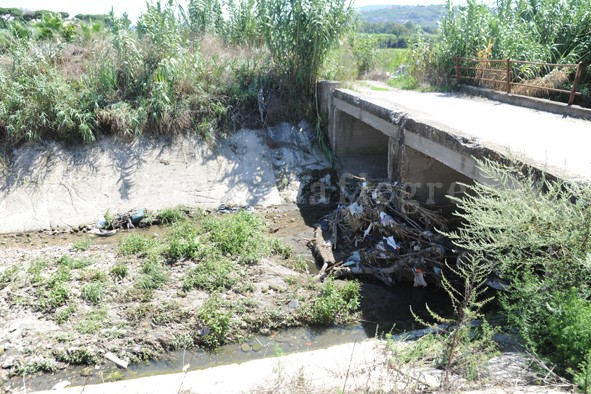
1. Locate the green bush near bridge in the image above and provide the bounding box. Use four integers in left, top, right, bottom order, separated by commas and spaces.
447, 159, 591, 389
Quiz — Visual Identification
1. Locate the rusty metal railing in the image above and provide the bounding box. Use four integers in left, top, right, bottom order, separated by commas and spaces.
455, 55, 584, 106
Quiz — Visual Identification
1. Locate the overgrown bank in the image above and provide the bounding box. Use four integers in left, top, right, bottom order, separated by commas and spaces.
0, 0, 353, 145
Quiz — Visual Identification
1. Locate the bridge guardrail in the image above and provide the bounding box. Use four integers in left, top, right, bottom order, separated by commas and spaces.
455, 55, 583, 106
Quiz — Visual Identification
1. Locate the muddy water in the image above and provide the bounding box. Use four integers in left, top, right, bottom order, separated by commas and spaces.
2, 204, 452, 392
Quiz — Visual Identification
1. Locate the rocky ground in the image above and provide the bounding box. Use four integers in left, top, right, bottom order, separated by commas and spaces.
0, 205, 366, 392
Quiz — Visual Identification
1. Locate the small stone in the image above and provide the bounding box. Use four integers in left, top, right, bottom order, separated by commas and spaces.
259, 328, 271, 336
252, 343, 262, 352
52, 380, 71, 390
0, 377, 4, 386
80, 367, 92, 377
2, 357, 14, 369
240, 343, 251, 353
287, 299, 300, 311
268, 284, 285, 292
0, 347, 4, 356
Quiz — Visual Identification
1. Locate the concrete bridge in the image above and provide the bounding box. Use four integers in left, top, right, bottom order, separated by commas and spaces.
319, 81, 591, 206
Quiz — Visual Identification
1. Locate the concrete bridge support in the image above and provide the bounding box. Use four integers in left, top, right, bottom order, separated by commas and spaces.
318, 81, 479, 207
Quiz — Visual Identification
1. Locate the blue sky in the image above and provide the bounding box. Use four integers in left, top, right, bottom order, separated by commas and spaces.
0, 0, 452, 23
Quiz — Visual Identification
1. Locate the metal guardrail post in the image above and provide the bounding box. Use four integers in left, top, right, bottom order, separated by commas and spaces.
506, 59, 511, 93
456, 55, 460, 83
569, 62, 583, 106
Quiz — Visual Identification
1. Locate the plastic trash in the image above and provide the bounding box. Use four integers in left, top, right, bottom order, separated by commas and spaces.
217, 204, 239, 214
343, 251, 361, 267
379, 212, 395, 226
363, 223, 373, 239
89, 228, 117, 237
413, 267, 428, 287
348, 202, 363, 215
96, 217, 107, 229
384, 236, 400, 253
131, 208, 146, 224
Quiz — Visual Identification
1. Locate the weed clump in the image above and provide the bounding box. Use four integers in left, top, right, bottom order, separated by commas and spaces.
156, 207, 187, 225
195, 294, 232, 349
182, 258, 236, 292
81, 282, 104, 304
135, 256, 168, 291
58, 255, 92, 269
117, 234, 156, 256
110, 263, 129, 279
203, 210, 267, 263
165, 221, 203, 260
301, 279, 360, 325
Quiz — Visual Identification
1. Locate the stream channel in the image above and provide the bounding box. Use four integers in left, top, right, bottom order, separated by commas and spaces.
3, 205, 453, 392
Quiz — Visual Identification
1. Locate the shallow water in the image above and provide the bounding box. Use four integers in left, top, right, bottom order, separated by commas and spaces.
18, 283, 451, 392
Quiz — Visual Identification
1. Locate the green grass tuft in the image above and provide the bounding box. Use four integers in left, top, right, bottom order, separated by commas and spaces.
182, 258, 236, 292
117, 234, 156, 256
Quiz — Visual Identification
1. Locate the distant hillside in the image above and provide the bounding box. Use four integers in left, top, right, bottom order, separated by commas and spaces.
359, 4, 445, 29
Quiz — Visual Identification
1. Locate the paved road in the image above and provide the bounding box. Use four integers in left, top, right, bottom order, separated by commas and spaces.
352, 82, 591, 180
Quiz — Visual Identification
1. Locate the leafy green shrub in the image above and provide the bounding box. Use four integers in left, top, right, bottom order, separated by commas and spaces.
0, 46, 95, 143
351, 33, 377, 77
259, 0, 354, 95
302, 279, 360, 325
548, 288, 591, 376
423, 0, 591, 86
203, 210, 267, 261
36, 282, 70, 312
165, 221, 203, 260
195, 294, 231, 349
447, 159, 591, 382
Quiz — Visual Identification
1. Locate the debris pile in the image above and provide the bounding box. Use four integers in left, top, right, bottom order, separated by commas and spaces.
89, 208, 148, 236
313, 179, 452, 287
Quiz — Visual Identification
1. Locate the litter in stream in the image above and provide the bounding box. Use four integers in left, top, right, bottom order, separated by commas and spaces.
312, 178, 454, 287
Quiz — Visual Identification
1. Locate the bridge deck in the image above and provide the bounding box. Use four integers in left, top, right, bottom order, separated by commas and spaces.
346, 82, 591, 181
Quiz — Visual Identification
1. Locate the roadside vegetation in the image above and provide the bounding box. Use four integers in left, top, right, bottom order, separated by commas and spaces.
408, 0, 591, 106
0, 0, 353, 145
